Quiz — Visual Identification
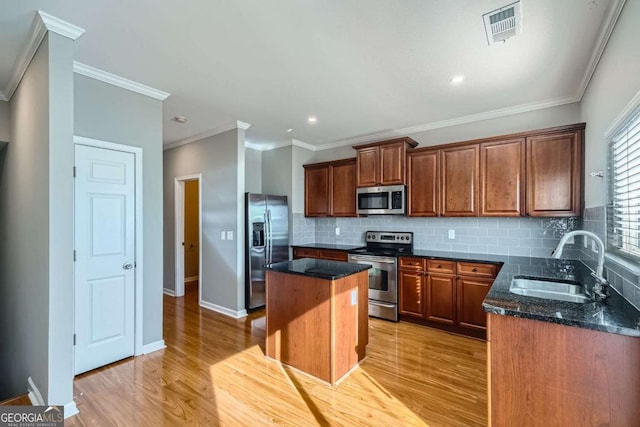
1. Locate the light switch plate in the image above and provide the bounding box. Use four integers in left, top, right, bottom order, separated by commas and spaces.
448, 229, 455, 239
335, 227, 340, 236
226, 231, 233, 241
220, 231, 226, 240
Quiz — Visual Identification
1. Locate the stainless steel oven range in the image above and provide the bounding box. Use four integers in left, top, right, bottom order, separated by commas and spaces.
347, 231, 413, 322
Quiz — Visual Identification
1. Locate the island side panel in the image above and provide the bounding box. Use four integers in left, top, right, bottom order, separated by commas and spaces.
331, 274, 359, 384
266, 270, 332, 382
488, 313, 640, 427
356, 271, 369, 361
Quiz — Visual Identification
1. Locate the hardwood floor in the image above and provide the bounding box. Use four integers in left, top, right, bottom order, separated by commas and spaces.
66, 289, 487, 426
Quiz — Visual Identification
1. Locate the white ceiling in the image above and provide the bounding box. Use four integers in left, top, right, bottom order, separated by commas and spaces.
0, 0, 622, 149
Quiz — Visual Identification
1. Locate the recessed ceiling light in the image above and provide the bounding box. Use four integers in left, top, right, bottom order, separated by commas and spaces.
287, 128, 293, 133
307, 116, 318, 124
173, 116, 187, 123
449, 75, 465, 85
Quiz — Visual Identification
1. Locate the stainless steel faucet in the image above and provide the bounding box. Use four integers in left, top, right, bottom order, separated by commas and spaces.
552, 230, 609, 300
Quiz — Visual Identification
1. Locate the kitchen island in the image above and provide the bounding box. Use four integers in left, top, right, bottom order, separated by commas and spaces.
265, 258, 370, 385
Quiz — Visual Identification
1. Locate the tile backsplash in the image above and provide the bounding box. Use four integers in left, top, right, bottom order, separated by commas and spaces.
293, 215, 578, 259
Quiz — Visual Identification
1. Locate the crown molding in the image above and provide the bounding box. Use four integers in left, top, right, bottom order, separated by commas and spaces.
244, 142, 262, 151
3, 11, 85, 101
73, 61, 170, 100
164, 120, 252, 151
575, 0, 626, 102
312, 95, 578, 151
292, 139, 317, 151
37, 10, 86, 40
0, 92, 7, 102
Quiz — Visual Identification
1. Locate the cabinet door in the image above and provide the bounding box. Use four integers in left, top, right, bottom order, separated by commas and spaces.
526, 131, 582, 216
330, 160, 357, 217
425, 274, 456, 325
356, 147, 379, 187
380, 143, 405, 185
441, 145, 479, 217
304, 165, 330, 217
293, 248, 319, 259
318, 249, 348, 262
457, 277, 493, 331
407, 150, 439, 217
480, 139, 525, 217
399, 270, 424, 318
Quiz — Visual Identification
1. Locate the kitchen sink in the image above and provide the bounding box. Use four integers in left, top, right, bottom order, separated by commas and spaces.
509, 276, 591, 304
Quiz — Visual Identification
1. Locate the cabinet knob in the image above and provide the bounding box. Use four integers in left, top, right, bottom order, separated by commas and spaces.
472, 268, 477, 272
437, 265, 442, 268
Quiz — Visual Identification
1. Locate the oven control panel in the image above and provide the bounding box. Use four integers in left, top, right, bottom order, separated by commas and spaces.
365, 231, 413, 244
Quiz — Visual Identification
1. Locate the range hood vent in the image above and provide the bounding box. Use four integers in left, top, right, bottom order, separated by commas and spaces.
483, 1, 521, 45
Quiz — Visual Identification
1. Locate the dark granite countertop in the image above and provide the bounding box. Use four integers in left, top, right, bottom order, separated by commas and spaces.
266, 258, 371, 281
404, 251, 640, 338
291, 243, 366, 251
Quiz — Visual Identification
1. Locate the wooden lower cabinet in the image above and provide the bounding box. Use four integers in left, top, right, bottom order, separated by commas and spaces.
398, 270, 424, 318
488, 313, 640, 426
425, 274, 456, 325
399, 257, 499, 338
457, 276, 493, 330
292, 247, 348, 262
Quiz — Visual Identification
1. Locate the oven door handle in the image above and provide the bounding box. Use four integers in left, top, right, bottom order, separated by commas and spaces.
369, 301, 396, 309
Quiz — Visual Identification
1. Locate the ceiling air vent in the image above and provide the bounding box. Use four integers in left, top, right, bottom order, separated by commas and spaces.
483, 1, 521, 46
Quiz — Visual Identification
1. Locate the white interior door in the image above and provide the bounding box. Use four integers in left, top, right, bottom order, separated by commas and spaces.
74, 144, 135, 375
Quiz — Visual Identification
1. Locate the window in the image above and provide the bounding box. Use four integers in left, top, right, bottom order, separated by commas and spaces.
608, 108, 640, 259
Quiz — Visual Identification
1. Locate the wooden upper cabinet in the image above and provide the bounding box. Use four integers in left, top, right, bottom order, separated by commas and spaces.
480, 139, 525, 217
304, 164, 329, 217
354, 138, 418, 187
526, 129, 583, 216
356, 147, 379, 187
330, 159, 357, 217
441, 145, 479, 217
407, 149, 439, 217
380, 143, 405, 185
304, 158, 357, 218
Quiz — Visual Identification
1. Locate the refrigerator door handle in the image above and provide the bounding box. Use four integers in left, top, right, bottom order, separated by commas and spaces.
266, 209, 273, 264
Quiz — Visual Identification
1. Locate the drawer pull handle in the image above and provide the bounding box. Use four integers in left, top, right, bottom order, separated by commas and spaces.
437, 265, 442, 268
472, 268, 477, 272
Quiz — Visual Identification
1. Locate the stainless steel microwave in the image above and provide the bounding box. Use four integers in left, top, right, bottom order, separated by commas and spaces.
356, 185, 405, 215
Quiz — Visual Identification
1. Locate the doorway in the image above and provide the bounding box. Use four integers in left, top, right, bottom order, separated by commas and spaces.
73, 137, 144, 374
174, 174, 202, 300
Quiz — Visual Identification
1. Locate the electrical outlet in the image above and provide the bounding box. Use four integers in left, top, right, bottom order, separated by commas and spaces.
335, 227, 340, 236
583, 236, 589, 248
448, 229, 455, 239
220, 231, 226, 241
226, 231, 233, 241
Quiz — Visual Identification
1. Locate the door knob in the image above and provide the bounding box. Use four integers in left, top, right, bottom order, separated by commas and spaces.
123, 263, 134, 270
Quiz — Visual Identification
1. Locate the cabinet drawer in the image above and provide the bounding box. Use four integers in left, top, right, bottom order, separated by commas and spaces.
399, 257, 425, 270
427, 259, 456, 275
457, 262, 498, 278
293, 248, 319, 259
319, 249, 348, 262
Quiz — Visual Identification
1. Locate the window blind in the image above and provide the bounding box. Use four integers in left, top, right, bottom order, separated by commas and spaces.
607, 108, 640, 259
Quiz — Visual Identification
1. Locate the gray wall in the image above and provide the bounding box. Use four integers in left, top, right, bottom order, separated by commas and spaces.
0, 32, 75, 407
0, 33, 51, 403
163, 129, 247, 313
0, 100, 9, 143
262, 146, 292, 200
74, 74, 164, 346
580, 0, 640, 208
244, 148, 262, 193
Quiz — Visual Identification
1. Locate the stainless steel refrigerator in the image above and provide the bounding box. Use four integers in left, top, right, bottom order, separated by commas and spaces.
245, 193, 289, 310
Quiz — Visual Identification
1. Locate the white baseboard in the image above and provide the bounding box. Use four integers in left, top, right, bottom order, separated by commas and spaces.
163, 288, 176, 297
64, 401, 79, 418
199, 300, 247, 318
27, 376, 44, 406
185, 276, 199, 283
28, 376, 80, 419
142, 339, 166, 354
